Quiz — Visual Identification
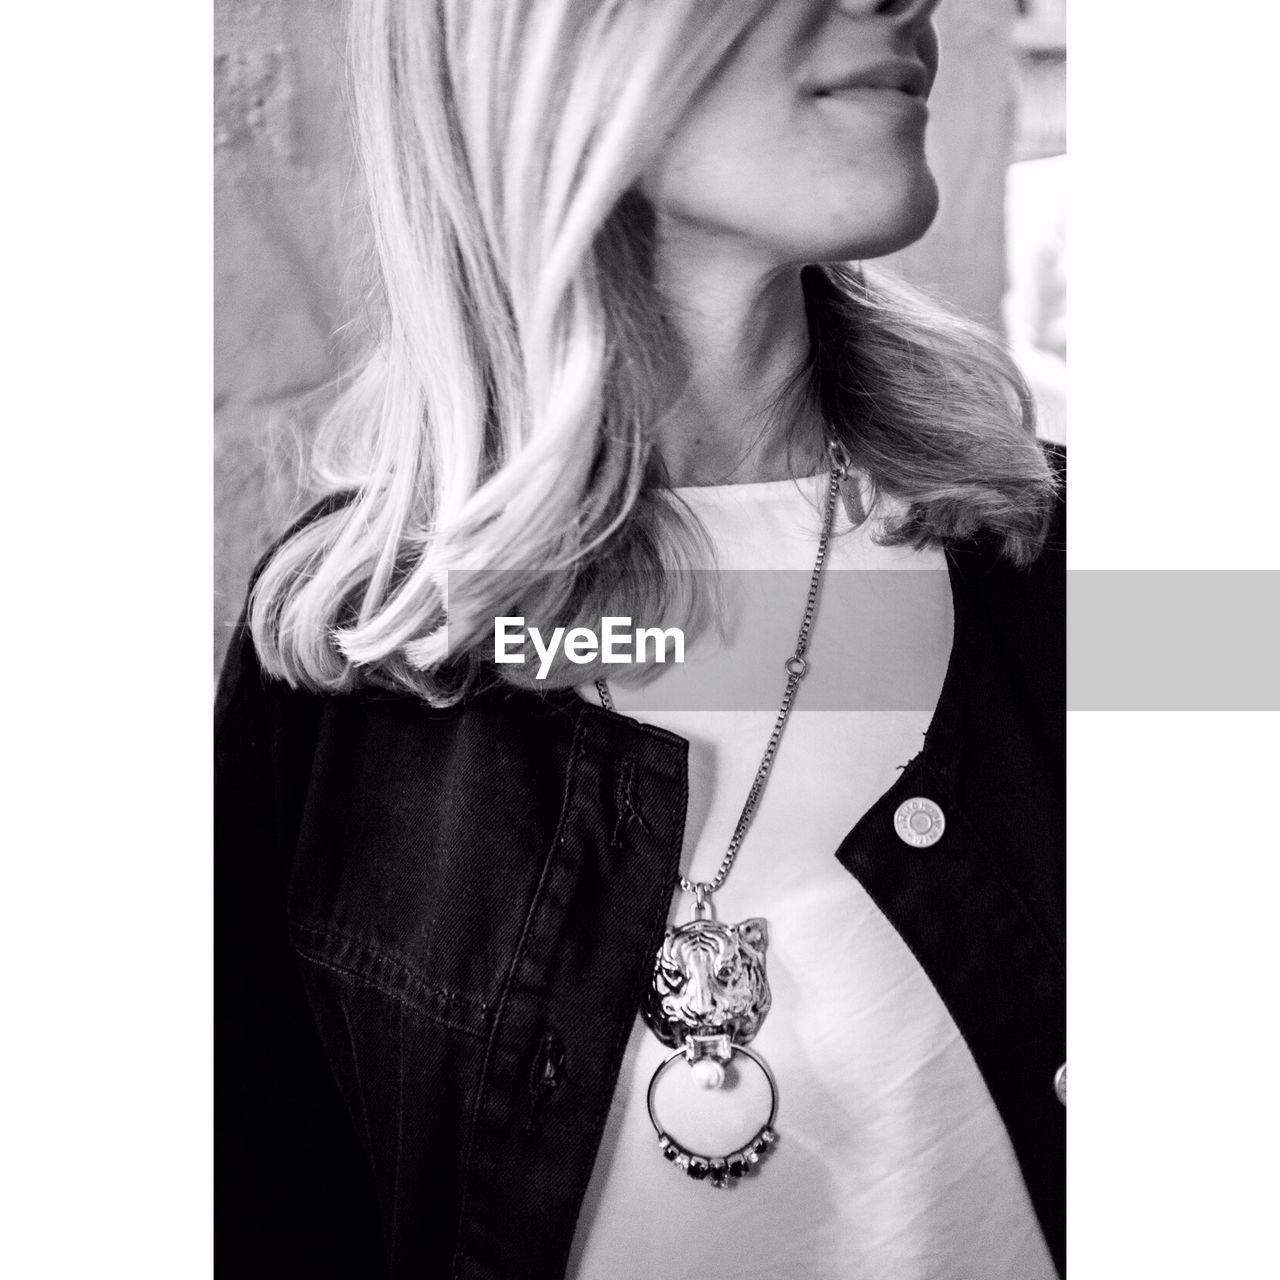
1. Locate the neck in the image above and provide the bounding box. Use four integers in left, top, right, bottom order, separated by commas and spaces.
650, 223, 826, 487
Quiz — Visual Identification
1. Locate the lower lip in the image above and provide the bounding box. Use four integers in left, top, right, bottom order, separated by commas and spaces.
815, 88, 929, 119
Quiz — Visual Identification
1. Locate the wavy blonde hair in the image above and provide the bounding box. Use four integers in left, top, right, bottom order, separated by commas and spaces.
249, 0, 1056, 702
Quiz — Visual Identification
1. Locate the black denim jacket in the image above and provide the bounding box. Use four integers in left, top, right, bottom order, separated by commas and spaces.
215, 446, 1065, 1279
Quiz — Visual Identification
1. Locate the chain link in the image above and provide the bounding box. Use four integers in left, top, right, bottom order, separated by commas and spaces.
595, 440, 849, 905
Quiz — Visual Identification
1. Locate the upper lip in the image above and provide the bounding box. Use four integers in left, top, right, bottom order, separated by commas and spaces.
813, 58, 930, 99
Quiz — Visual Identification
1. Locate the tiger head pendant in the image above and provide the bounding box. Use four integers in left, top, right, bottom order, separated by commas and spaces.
641, 915, 772, 1050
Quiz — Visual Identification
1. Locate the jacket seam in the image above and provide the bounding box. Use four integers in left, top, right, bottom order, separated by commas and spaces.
292, 948, 491, 1042
546, 737, 689, 1280
291, 924, 491, 1035
449, 714, 590, 1280
291, 919, 490, 1012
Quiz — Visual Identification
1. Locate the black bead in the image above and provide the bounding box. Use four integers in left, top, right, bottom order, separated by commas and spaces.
687, 1159, 709, 1180
662, 1145, 679, 1162
727, 1158, 748, 1177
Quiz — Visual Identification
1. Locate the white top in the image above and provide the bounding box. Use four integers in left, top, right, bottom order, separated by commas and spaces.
566, 472, 1056, 1280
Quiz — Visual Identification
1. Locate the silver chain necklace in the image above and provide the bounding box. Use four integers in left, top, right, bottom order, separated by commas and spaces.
594, 438, 850, 1189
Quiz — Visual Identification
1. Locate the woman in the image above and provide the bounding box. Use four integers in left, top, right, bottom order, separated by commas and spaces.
216, 2, 1065, 1277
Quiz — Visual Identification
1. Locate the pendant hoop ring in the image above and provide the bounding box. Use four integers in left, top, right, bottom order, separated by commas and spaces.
645, 1043, 780, 1186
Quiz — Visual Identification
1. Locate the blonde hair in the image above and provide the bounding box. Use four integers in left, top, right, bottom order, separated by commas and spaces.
249, 0, 1056, 703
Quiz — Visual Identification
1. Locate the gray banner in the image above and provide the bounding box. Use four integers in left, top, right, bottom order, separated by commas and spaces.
458, 569, 1280, 711
1069, 571, 1280, 710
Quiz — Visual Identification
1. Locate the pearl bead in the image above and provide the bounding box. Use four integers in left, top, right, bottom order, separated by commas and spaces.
690, 1058, 725, 1090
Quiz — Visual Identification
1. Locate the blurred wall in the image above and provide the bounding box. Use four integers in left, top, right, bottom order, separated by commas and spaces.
213, 0, 1018, 671
886, 0, 1017, 326
214, 0, 355, 662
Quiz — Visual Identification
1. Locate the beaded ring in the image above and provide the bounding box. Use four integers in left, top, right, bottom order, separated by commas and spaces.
645, 1042, 780, 1189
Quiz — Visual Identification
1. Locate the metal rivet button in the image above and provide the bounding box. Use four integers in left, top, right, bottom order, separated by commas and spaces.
1054, 1062, 1066, 1106
893, 797, 945, 847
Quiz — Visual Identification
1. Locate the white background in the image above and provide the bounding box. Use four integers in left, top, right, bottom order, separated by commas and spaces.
2, 2, 1278, 1275
1069, 3, 1280, 1274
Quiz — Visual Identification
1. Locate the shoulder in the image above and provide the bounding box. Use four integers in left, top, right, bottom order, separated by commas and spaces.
1040, 438, 1066, 554
951, 436, 1064, 571
248, 488, 361, 596
947, 436, 1064, 658
215, 489, 359, 735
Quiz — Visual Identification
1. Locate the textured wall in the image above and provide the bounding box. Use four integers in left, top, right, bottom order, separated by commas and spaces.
213, 0, 1017, 670
214, 0, 356, 659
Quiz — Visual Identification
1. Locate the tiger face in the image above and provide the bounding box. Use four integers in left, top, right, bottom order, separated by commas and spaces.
642, 916, 771, 1049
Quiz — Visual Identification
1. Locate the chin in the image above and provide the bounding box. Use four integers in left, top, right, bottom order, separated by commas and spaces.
807, 169, 941, 264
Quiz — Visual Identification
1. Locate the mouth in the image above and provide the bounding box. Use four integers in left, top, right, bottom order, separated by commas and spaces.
812, 59, 931, 101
